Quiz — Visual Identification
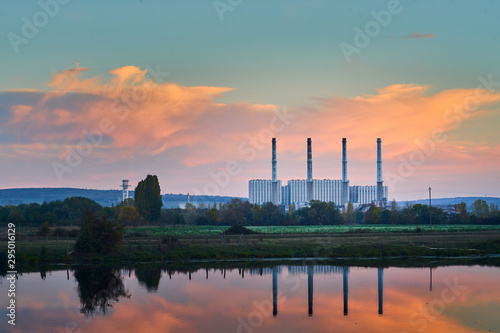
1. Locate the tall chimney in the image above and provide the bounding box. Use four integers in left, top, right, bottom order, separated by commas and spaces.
341, 138, 348, 206
272, 138, 278, 205
377, 138, 383, 203
307, 138, 313, 202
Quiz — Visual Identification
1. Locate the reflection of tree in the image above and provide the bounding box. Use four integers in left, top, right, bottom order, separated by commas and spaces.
135, 266, 162, 292
40, 265, 47, 280
74, 266, 130, 317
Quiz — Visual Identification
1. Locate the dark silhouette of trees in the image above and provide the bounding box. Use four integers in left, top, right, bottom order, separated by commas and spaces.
135, 175, 162, 222
364, 205, 381, 224
74, 266, 130, 317
135, 266, 162, 292
74, 211, 124, 254
297, 200, 343, 225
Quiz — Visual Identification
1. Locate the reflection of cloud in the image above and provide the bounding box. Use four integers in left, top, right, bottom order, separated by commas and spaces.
8, 267, 500, 333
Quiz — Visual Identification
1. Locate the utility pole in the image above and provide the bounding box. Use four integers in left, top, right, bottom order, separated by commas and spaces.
428, 187, 432, 230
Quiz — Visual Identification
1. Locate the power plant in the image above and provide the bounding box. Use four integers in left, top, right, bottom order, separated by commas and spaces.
249, 138, 388, 208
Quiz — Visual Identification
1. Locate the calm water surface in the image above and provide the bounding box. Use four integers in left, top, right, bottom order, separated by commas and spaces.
1, 264, 499, 332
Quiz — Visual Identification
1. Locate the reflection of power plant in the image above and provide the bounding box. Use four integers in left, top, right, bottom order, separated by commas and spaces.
122, 265, 438, 318
268, 266, 382, 317
249, 138, 388, 208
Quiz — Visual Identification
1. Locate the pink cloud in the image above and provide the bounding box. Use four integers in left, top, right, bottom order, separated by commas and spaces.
2, 66, 500, 197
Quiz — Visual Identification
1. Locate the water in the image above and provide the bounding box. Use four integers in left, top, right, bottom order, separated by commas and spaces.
1, 263, 499, 332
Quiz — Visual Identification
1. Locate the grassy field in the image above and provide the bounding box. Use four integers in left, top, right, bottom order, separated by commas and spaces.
124, 224, 500, 237
3, 227, 500, 268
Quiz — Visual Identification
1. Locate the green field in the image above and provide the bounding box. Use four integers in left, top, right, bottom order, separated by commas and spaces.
125, 224, 500, 237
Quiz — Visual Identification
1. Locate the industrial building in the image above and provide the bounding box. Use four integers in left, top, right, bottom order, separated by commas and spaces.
248, 138, 388, 208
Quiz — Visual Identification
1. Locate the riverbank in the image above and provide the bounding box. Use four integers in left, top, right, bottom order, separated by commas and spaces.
3, 230, 500, 269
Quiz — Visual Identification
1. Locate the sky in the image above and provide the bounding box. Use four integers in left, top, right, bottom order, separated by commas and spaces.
0, 0, 499, 201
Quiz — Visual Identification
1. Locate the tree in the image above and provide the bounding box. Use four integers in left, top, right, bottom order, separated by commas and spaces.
345, 201, 354, 224
456, 202, 469, 223
390, 199, 398, 212
117, 206, 142, 226
471, 199, 489, 218
221, 198, 245, 225
135, 175, 163, 222
490, 203, 499, 217
364, 205, 381, 224
380, 209, 391, 224
260, 202, 285, 225
74, 211, 124, 254
298, 200, 343, 225
206, 207, 220, 225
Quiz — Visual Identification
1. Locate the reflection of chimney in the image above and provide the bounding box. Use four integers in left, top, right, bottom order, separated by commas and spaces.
378, 268, 384, 315
273, 266, 278, 317
343, 267, 348, 316
341, 138, 349, 206
308, 265, 313, 317
272, 138, 278, 205
307, 138, 313, 202
377, 138, 383, 203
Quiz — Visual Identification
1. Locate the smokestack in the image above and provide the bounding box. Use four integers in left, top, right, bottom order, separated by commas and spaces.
272, 138, 278, 205
342, 138, 347, 182
272, 138, 277, 182
307, 138, 313, 202
341, 138, 348, 206
377, 138, 383, 203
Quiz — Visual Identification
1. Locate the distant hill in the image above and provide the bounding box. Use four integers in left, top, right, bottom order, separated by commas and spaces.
0, 188, 246, 208
398, 197, 500, 210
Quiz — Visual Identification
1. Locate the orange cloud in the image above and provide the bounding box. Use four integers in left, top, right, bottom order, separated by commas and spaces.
407, 31, 436, 39
2, 66, 500, 196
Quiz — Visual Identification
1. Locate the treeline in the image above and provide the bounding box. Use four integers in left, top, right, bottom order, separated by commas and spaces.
2, 196, 498, 227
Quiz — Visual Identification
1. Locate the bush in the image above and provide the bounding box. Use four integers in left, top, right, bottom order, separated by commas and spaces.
36, 222, 50, 237
68, 229, 79, 238
74, 211, 124, 254
53, 227, 68, 237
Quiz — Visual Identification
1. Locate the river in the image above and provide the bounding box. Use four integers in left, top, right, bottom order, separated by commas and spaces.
1, 262, 499, 332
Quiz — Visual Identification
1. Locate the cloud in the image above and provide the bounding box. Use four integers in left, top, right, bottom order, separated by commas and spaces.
406, 31, 436, 39
1, 65, 500, 197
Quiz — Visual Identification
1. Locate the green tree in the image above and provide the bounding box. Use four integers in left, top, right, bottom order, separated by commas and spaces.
490, 203, 499, 217
117, 206, 142, 226
298, 200, 343, 225
355, 211, 364, 224
345, 202, 354, 224
390, 199, 398, 212
221, 198, 245, 225
135, 175, 163, 222
471, 199, 489, 218
456, 202, 469, 223
260, 202, 285, 225
364, 205, 381, 224
206, 207, 220, 225
37, 222, 50, 236
380, 209, 391, 224
74, 211, 124, 254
